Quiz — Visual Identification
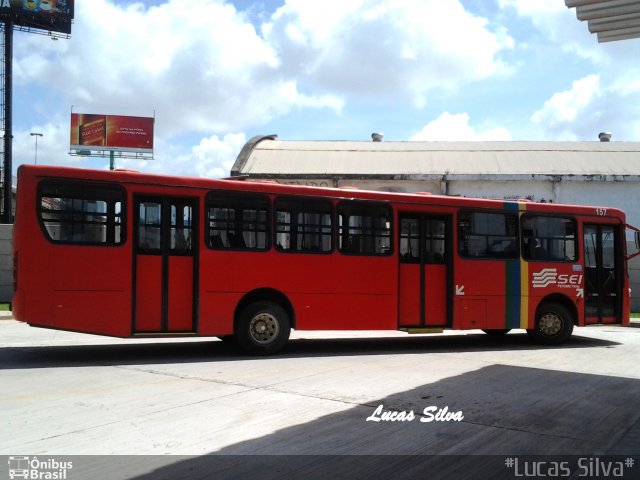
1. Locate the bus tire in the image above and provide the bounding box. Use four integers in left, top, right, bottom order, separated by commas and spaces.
235, 301, 291, 355
527, 302, 574, 345
482, 329, 511, 335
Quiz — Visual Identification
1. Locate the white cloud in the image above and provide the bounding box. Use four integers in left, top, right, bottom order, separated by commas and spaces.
191, 132, 247, 178
11, 0, 518, 177
498, 0, 606, 64
611, 68, 640, 96
411, 112, 512, 141
532, 75, 601, 125
530, 74, 640, 141
14, 120, 83, 169
14, 0, 342, 140
263, 0, 514, 107
99, 132, 247, 178
498, 0, 565, 16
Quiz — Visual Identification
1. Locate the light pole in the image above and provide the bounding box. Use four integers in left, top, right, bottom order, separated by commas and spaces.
30, 132, 43, 165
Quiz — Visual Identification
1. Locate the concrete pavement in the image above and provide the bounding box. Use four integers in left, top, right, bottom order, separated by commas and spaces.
1, 318, 639, 479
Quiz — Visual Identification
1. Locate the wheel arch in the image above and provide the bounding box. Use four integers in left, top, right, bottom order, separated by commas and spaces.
234, 288, 296, 331
535, 293, 578, 325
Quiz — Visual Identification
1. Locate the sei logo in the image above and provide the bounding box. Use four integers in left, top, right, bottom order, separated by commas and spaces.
532, 268, 582, 289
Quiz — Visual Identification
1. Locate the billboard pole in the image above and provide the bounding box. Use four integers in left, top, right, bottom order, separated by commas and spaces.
1, 2, 73, 223
2, 21, 12, 224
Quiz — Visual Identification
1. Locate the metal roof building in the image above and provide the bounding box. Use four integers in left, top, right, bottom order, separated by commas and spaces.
567, 0, 640, 43
233, 135, 640, 182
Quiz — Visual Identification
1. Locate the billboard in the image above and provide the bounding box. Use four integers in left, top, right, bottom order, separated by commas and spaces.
0, 0, 74, 35
70, 113, 155, 153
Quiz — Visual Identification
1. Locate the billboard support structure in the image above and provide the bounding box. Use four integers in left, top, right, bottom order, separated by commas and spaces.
2, 21, 12, 224
1, 1, 74, 223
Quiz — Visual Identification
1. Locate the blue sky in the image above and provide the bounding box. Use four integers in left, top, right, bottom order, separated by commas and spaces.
11, 0, 640, 177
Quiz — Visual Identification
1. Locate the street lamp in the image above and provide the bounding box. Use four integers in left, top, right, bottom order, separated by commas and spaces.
30, 132, 43, 165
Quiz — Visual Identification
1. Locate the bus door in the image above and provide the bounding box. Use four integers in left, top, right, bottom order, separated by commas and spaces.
398, 215, 452, 328
133, 196, 198, 333
583, 224, 621, 324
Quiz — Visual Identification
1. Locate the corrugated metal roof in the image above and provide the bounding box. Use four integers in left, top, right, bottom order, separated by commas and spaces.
566, 0, 640, 43
232, 138, 640, 181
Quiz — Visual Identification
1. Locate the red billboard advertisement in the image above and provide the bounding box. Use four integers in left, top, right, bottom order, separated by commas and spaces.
70, 113, 154, 153
0, 0, 74, 36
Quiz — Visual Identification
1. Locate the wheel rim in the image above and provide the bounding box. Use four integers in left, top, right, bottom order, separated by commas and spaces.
538, 312, 563, 336
249, 313, 280, 344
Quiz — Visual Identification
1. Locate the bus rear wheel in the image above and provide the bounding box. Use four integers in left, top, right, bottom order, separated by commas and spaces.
236, 301, 291, 355
527, 302, 574, 345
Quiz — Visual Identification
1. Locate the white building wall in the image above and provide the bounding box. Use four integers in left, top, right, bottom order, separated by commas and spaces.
448, 180, 555, 202
559, 182, 640, 230
342, 179, 442, 194
276, 179, 335, 188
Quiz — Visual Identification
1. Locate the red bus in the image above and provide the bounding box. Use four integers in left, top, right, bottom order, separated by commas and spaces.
12, 165, 640, 354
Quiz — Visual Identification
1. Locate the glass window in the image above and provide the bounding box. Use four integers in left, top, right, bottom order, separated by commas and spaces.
207, 193, 269, 250
521, 215, 576, 262
400, 217, 446, 264
458, 211, 518, 259
138, 201, 162, 253
171, 203, 193, 254
275, 198, 332, 253
400, 218, 420, 262
39, 182, 124, 245
338, 202, 391, 255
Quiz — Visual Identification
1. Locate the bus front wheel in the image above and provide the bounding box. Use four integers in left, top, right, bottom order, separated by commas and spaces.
527, 302, 574, 345
236, 301, 291, 355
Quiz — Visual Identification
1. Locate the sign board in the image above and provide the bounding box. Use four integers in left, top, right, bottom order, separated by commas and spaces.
70, 113, 155, 153
0, 0, 74, 35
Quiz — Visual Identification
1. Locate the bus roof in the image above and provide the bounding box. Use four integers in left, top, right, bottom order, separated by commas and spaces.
18, 164, 627, 220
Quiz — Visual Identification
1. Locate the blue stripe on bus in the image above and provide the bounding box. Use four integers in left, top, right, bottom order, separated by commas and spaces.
504, 202, 521, 329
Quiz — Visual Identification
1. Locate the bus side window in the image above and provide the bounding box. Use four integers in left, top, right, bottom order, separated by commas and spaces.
338, 202, 392, 256
206, 192, 269, 251
521, 215, 576, 262
458, 210, 518, 259
275, 197, 333, 253
39, 182, 124, 246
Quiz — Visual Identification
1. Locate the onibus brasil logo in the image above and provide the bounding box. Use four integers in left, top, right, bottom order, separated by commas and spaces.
8, 457, 73, 479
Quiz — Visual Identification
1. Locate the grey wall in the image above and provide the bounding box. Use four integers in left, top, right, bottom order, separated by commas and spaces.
0, 224, 13, 304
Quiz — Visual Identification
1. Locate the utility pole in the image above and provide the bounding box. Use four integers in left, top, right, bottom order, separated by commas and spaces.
2, 22, 12, 223
30, 132, 42, 165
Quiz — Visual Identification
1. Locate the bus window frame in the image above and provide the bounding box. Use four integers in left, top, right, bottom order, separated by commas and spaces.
337, 200, 394, 257
457, 209, 519, 260
520, 213, 578, 263
274, 195, 334, 255
205, 190, 271, 252
37, 179, 127, 247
